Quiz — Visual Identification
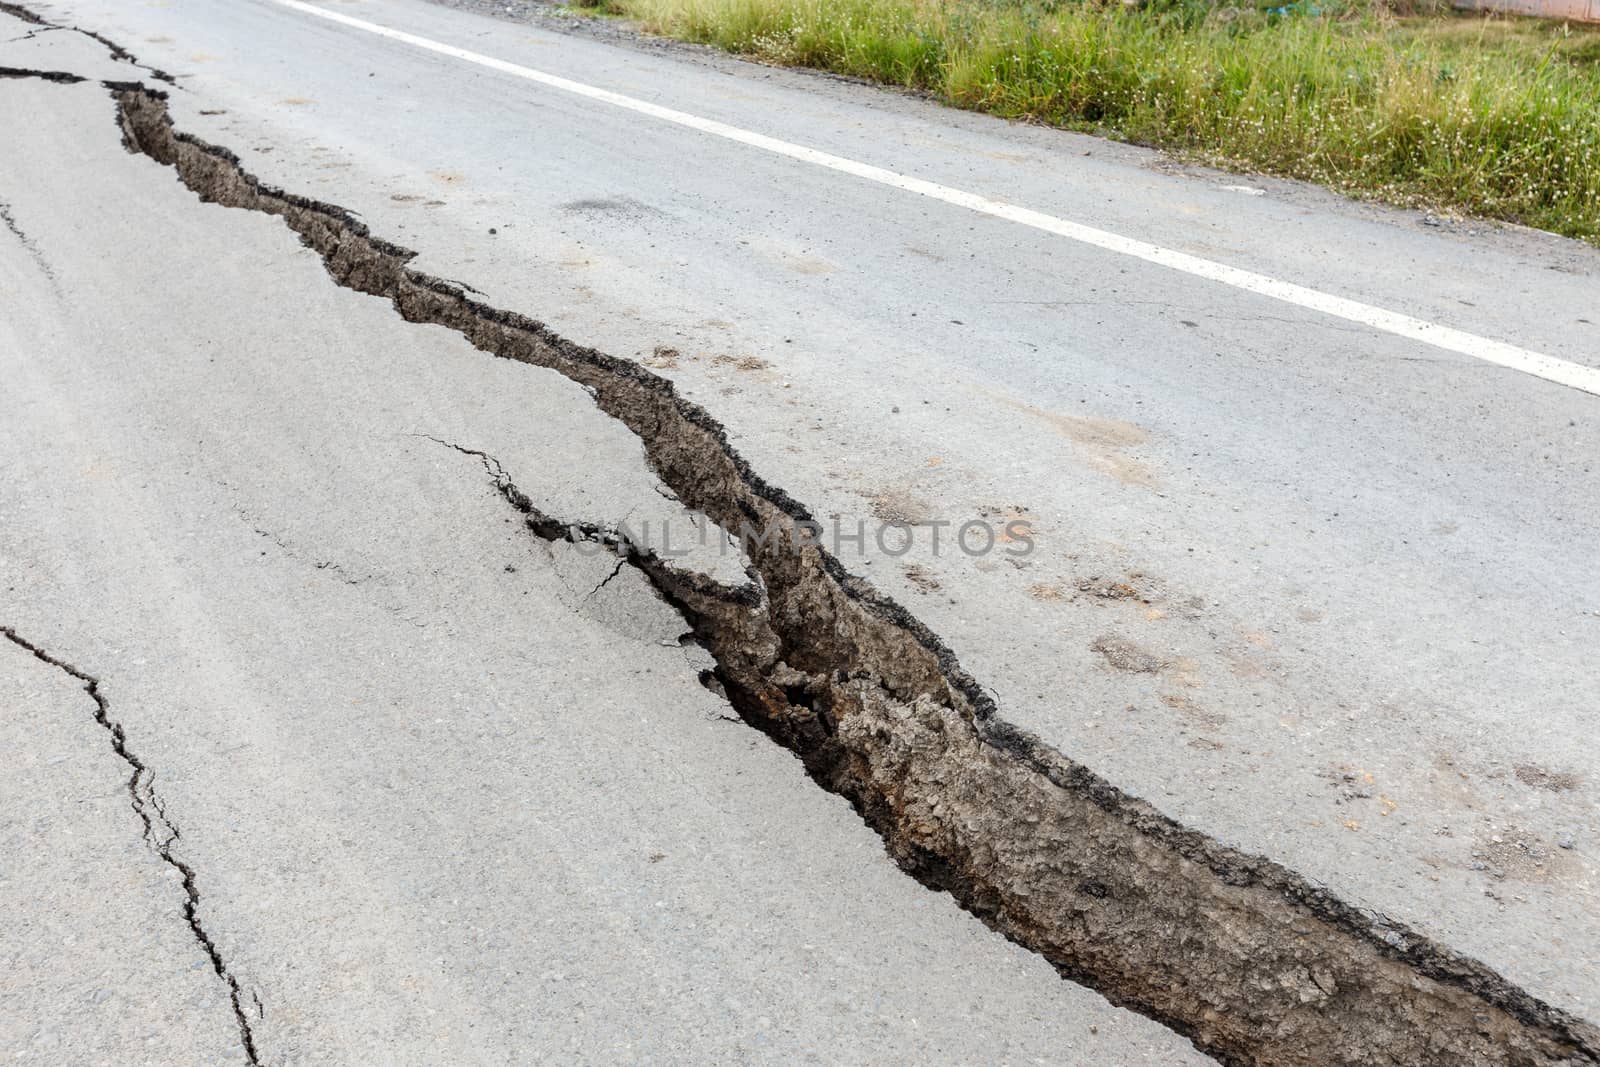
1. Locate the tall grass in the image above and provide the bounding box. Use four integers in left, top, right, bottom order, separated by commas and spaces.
609, 0, 1600, 241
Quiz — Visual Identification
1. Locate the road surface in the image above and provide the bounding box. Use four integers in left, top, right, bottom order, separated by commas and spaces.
1, 0, 1597, 1062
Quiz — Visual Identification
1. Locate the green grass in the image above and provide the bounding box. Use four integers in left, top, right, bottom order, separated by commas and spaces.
596, 0, 1600, 242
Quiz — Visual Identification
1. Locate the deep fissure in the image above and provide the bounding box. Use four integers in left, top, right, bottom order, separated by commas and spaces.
103, 78, 1600, 1067
3, 49, 1598, 1061
1, 627, 261, 1064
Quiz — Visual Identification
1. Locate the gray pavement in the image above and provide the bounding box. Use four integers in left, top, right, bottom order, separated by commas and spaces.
0, 74, 1205, 1063
2, 0, 1598, 1060
1, 639, 245, 1065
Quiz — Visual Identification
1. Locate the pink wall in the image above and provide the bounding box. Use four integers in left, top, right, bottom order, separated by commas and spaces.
1453, 0, 1600, 21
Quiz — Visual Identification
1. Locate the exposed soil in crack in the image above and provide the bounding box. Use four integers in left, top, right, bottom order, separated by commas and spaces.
6, 57, 1597, 1062
1, 627, 260, 1064
107, 80, 1600, 1067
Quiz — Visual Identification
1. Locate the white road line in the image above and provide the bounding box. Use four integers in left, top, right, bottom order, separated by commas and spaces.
273, 0, 1600, 397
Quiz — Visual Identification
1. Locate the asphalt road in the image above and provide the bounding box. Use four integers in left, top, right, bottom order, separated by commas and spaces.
2, 0, 1597, 1061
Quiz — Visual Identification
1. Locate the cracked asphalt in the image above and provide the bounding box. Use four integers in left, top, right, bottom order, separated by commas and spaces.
1, 0, 1598, 1062
0, 67, 1204, 1064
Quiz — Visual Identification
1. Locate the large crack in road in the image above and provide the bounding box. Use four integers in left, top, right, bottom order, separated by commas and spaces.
4, 17, 1599, 1062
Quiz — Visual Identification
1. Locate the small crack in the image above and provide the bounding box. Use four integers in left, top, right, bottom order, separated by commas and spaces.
584, 556, 628, 601
147, 774, 181, 848
2, 627, 261, 1064
231, 502, 371, 588
415, 433, 511, 484
5, 24, 56, 42
413, 433, 641, 588
0, 2, 176, 83
419, 436, 759, 712
0, 196, 60, 291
